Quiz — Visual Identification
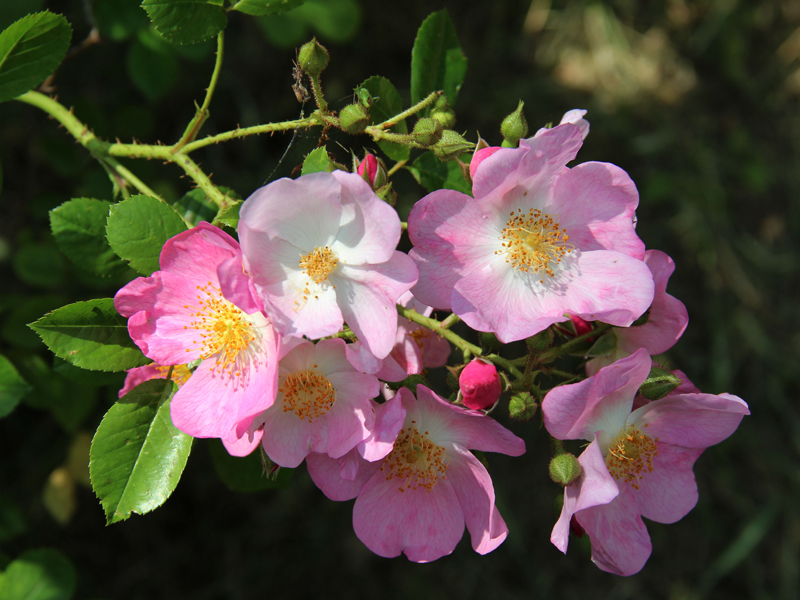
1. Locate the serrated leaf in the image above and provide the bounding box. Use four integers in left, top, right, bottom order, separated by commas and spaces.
301, 147, 334, 175
0, 548, 76, 600
410, 10, 467, 106
0, 11, 72, 103
407, 151, 470, 194
141, 0, 227, 45
173, 188, 218, 227
49, 198, 129, 277
357, 76, 409, 161
216, 200, 242, 229
28, 298, 150, 372
230, 0, 305, 16
90, 379, 193, 524
0, 355, 30, 419
208, 440, 292, 492
106, 194, 187, 276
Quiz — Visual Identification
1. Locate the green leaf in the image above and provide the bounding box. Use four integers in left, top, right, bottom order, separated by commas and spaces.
11, 241, 65, 289
208, 440, 292, 492
231, 0, 305, 16
407, 152, 470, 194
0, 11, 72, 103
357, 76, 409, 162
52, 357, 126, 388
106, 194, 188, 276
0, 355, 31, 418
28, 298, 150, 372
215, 201, 242, 229
301, 147, 334, 175
410, 10, 467, 106
90, 379, 193, 524
126, 31, 179, 102
585, 331, 618, 357
0, 548, 76, 600
49, 198, 129, 277
173, 188, 218, 227
141, 0, 227, 45
94, 0, 150, 41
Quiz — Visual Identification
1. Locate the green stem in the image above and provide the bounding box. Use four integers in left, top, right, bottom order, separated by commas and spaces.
173, 31, 225, 152
440, 313, 461, 330
387, 159, 407, 177
396, 304, 481, 357
179, 116, 320, 153
374, 90, 442, 130
485, 354, 523, 380
172, 153, 227, 209
309, 74, 327, 113
540, 322, 613, 363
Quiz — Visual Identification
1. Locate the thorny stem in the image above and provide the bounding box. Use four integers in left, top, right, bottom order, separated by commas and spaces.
372, 90, 442, 130
387, 159, 407, 177
539, 322, 613, 363
396, 305, 482, 357
309, 74, 327, 113
485, 354, 523, 380
440, 313, 461, 330
179, 116, 320, 153
173, 31, 225, 152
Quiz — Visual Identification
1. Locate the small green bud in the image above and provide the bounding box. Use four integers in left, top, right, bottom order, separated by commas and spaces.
508, 392, 538, 421
478, 332, 502, 354
298, 38, 329, 76
430, 96, 456, 129
412, 117, 444, 146
431, 130, 475, 162
339, 103, 370, 134
639, 366, 682, 401
549, 452, 582, 486
525, 328, 554, 354
501, 100, 528, 146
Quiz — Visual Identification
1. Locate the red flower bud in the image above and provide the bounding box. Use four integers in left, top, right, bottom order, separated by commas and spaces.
357, 154, 378, 186
459, 358, 502, 410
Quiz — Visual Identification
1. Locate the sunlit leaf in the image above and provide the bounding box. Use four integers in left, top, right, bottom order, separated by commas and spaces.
357, 76, 409, 162
141, 0, 227, 45
301, 147, 334, 175
410, 10, 467, 106
230, 0, 305, 16
90, 379, 193, 524
0, 354, 31, 418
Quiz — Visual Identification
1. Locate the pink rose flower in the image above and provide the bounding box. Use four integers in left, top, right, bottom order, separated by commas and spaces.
408, 122, 654, 343
459, 358, 502, 410
587, 249, 689, 375
238, 171, 419, 359
114, 222, 281, 446
252, 338, 380, 468
309, 385, 525, 562
542, 349, 749, 575
118, 363, 192, 398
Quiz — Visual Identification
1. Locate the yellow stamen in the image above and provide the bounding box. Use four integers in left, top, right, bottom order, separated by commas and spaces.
299, 246, 339, 284
605, 424, 659, 490
381, 423, 448, 492
495, 208, 572, 279
280, 367, 336, 422
155, 364, 192, 387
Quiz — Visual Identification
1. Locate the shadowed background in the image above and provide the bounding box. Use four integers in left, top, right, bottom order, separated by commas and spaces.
0, 0, 797, 598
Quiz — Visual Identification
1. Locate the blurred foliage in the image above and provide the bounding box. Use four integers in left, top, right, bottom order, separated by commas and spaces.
0, 0, 798, 598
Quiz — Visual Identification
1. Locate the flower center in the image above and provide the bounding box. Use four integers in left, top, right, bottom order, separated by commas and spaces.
155, 364, 192, 388
185, 283, 255, 374
381, 424, 448, 492
496, 208, 571, 280
280, 367, 336, 422
605, 424, 659, 490
299, 246, 339, 284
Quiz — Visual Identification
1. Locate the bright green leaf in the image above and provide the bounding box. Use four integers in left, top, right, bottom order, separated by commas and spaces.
407, 152, 470, 194
301, 147, 334, 175
208, 440, 292, 492
294, 0, 359, 43
49, 198, 129, 277
231, 0, 305, 16
28, 298, 150, 372
410, 10, 467, 106
106, 194, 188, 276
0, 355, 31, 418
357, 76, 409, 162
141, 0, 227, 45
90, 379, 193, 524
0, 548, 76, 600
0, 11, 72, 103
173, 188, 218, 227
215, 201, 242, 229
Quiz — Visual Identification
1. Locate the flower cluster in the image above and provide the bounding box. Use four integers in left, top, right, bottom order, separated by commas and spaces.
115, 111, 746, 569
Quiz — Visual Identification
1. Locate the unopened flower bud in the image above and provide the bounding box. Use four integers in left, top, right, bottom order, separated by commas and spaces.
357, 153, 378, 185
459, 358, 501, 410
412, 117, 444, 146
525, 328, 554, 354
508, 391, 538, 421
478, 332, 502, 354
501, 100, 528, 147
639, 366, 682, 401
431, 130, 475, 162
430, 95, 456, 129
298, 38, 329, 76
549, 452, 582, 486
339, 103, 370, 134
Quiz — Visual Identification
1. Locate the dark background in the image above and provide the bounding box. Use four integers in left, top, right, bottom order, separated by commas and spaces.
1, 0, 797, 598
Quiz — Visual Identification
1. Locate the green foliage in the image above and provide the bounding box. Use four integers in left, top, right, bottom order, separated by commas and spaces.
257, 0, 360, 48
585, 331, 617, 357
357, 76, 409, 161
0, 355, 30, 418
49, 198, 129, 277
12, 241, 65, 289
0, 548, 77, 600
126, 29, 180, 102
208, 440, 293, 492
28, 298, 150, 373
173, 188, 218, 227
301, 147, 335, 175
215, 201, 242, 229
90, 379, 193, 525
410, 11, 467, 107
407, 152, 470, 194
0, 11, 71, 103
0, 495, 27, 542
141, 0, 227, 45
230, 0, 305, 16
639, 366, 683, 401
105, 194, 188, 276
94, 0, 150, 41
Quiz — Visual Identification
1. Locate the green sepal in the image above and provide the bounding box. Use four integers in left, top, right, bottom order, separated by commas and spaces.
585, 331, 617, 357
549, 452, 582, 486
301, 147, 335, 175
508, 391, 538, 421
639, 366, 682, 401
